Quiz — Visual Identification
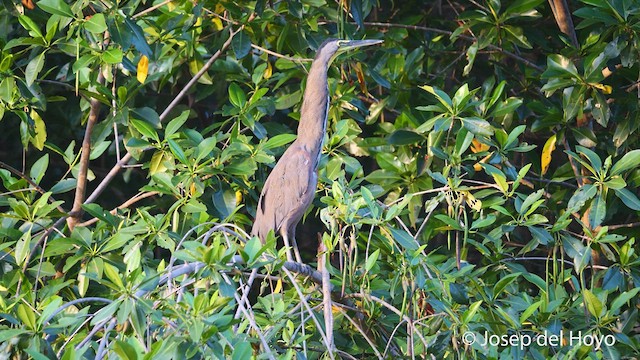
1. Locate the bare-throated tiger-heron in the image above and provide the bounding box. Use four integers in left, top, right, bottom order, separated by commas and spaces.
252, 38, 383, 263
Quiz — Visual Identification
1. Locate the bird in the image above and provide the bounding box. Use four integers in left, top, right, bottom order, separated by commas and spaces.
252, 38, 383, 263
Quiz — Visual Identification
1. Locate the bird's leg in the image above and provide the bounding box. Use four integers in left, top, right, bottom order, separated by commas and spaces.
281, 232, 294, 263
291, 236, 303, 264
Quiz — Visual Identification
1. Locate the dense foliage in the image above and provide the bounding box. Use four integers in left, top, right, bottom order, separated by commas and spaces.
1, 0, 640, 358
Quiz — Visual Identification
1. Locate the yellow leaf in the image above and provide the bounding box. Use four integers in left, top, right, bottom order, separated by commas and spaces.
592, 83, 613, 95
541, 134, 557, 176
235, 190, 243, 204
274, 278, 282, 293
470, 138, 489, 153
188, 59, 213, 84
137, 55, 148, 84
461, 191, 482, 212
78, 264, 88, 297
212, 17, 223, 30
30, 109, 46, 150
264, 60, 272, 79
149, 151, 167, 175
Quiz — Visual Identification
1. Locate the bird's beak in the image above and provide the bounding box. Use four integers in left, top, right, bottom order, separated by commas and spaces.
339, 39, 384, 51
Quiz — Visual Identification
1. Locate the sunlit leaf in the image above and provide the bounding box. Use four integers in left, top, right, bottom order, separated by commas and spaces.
37, 0, 74, 18
540, 133, 556, 176
137, 55, 148, 83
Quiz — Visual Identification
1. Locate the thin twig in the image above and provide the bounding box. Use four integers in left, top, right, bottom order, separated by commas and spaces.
77, 191, 160, 227
250, 43, 312, 63
132, 0, 172, 18
358, 21, 545, 72
318, 240, 334, 354
0, 160, 66, 213
608, 222, 640, 230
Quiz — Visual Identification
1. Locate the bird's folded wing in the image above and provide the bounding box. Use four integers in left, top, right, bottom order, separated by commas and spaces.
253, 145, 314, 238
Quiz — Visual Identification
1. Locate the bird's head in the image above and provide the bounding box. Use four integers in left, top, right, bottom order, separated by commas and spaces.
316, 38, 384, 65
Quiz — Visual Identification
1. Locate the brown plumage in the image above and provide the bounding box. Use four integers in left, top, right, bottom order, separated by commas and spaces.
252, 39, 383, 263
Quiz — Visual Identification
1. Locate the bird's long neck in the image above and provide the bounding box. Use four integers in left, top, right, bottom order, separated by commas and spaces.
297, 59, 330, 166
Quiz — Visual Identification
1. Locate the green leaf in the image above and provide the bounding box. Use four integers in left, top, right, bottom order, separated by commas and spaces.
228, 83, 247, 108
470, 214, 496, 229
519, 300, 542, 324
25, 52, 45, 87
461, 117, 493, 137
124, 18, 152, 57
614, 188, 640, 211
130, 119, 159, 142
463, 42, 478, 76
365, 249, 380, 272
82, 203, 120, 227
491, 97, 523, 118
461, 300, 482, 324
102, 48, 123, 64
51, 178, 77, 194
519, 189, 543, 216
0, 77, 15, 102
567, 184, 597, 211
85, 13, 107, 33
18, 15, 44, 39
167, 139, 187, 164
528, 226, 552, 245
231, 342, 252, 360
589, 194, 606, 229
212, 189, 237, 219
37, 0, 75, 18
562, 86, 585, 121
232, 30, 252, 59
165, 110, 190, 138
243, 236, 264, 263
264, 134, 296, 149
610, 288, 640, 313
17, 304, 37, 330
563, 236, 591, 273
419, 85, 453, 110
113, 340, 138, 360
388, 227, 418, 251
15, 231, 31, 267
350, 0, 364, 28
387, 129, 424, 145
610, 149, 640, 176
493, 273, 520, 299
183, 199, 207, 213
90, 300, 119, 325
583, 289, 603, 318
592, 91, 610, 127
576, 145, 602, 173
544, 54, 578, 77
434, 214, 463, 230
30, 154, 49, 184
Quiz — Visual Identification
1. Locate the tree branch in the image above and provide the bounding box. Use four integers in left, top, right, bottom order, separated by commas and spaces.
67, 72, 104, 231
548, 0, 579, 48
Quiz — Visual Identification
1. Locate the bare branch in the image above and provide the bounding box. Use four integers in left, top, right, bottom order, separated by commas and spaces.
67, 72, 105, 231
77, 191, 160, 227
548, 0, 579, 48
